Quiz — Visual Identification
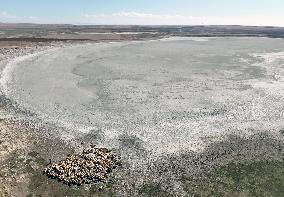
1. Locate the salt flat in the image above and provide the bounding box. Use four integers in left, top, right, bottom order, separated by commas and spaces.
1, 36, 284, 195
3, 37, 284, 155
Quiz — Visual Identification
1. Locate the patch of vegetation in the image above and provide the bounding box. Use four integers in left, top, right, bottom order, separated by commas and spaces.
89, 184, 116, 197
139, 183, 172, 197
182, 160, 284, 197
5, 150, 28, 176
28, 151, 39, 158
28, 168, 116, 197
0, 144, 8, 151
5, 149, 49, 176
279, 129, 284, 135
0, 183, 8, 197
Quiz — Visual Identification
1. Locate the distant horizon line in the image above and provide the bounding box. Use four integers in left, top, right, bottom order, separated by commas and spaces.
0, 22, 283, 28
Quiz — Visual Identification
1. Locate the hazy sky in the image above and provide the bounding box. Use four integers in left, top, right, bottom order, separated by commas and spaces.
1, 0, 284, 26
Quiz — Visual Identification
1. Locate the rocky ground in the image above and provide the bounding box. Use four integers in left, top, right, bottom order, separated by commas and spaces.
44, 145, 122, 186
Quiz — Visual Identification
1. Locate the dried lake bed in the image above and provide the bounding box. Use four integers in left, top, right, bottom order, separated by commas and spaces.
1, 37, 284, 196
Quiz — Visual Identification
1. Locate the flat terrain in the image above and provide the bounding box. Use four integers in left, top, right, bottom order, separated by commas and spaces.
0, 24, 284, 197
2, 24, 284, 44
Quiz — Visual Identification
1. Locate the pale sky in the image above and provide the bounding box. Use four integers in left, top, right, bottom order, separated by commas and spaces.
1, 0, 284, 26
